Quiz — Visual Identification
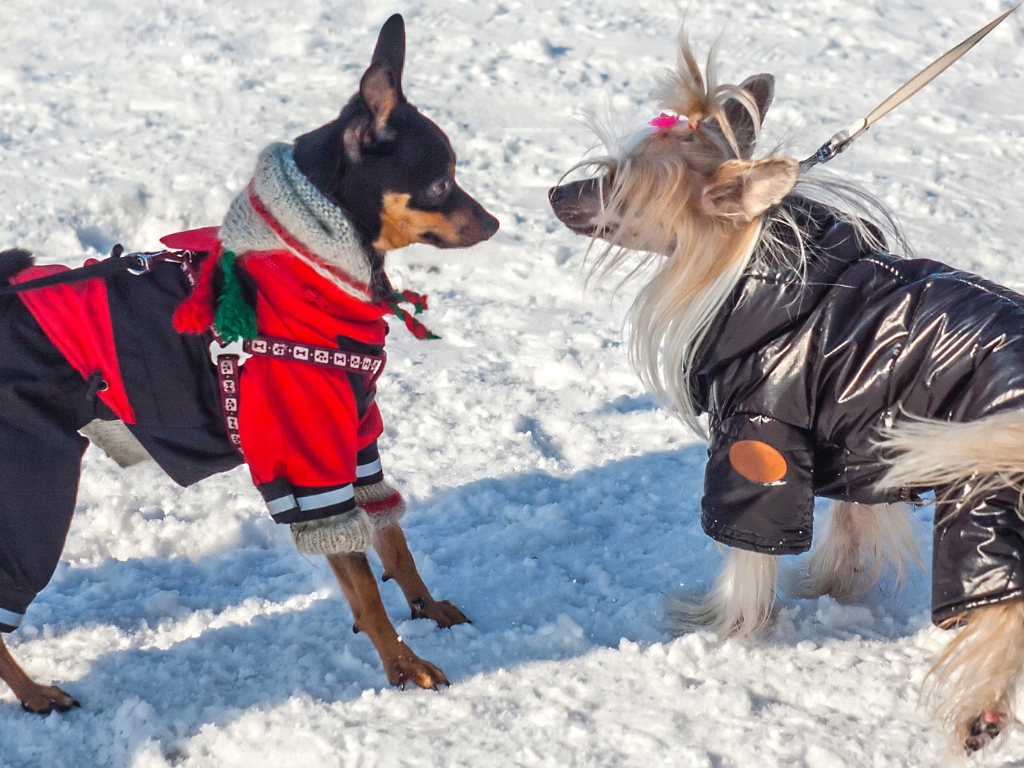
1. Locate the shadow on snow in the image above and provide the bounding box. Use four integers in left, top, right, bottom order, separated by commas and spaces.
0, 446, 934, 763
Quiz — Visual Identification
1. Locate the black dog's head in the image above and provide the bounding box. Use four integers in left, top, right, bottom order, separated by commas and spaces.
293, 15, 499, 255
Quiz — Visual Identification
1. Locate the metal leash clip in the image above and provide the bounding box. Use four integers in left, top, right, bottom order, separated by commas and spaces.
124, 249, 189, 276
801, 118, 869, 172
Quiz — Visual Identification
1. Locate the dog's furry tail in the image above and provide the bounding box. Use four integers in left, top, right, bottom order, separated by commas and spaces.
877, 410, 1024, 494
0, 248, 34, 284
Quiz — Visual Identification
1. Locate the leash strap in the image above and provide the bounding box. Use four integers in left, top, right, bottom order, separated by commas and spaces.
244, 336, 385, 379
210, 335, 386, 456
0, 247, 199, 294
215, 354, 245, 454
800, 5, 1020, 171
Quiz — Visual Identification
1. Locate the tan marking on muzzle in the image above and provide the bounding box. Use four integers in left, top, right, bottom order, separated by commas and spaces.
729, 440, 788, 484
374, 193, 470, 252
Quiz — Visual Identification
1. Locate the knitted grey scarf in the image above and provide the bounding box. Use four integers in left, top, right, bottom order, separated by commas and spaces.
219, 142, 377, 302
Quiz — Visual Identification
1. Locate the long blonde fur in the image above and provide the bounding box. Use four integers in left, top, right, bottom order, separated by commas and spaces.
879, 410, 1024, 497
927, 603, 1024, 751
782, 501, 923, 603
666, 547, 778, 638
576, 33, 793, 434
649, 29, 759, 159
575, 32, 901, 436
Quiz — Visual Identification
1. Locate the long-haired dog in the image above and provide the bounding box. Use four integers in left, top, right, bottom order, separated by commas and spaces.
550, 29, 1024, 755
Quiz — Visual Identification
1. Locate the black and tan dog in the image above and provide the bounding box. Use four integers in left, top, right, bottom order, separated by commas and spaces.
0, 14, 496, 713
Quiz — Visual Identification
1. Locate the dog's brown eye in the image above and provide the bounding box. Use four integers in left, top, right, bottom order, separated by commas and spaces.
425, 177, 453, 206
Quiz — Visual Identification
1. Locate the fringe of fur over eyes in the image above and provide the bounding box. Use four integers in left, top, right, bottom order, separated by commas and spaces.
571, 31, 903, 437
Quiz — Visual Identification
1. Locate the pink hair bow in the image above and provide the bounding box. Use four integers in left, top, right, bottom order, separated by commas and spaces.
649, 113, 680, 129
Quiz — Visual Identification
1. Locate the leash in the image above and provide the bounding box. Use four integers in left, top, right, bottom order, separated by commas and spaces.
800, 5, 1020, 172
210, 335, 385, 455
3, 235, 418, 457
0, 245, 198, 294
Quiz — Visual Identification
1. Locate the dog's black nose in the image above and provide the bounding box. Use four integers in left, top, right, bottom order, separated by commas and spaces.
548, 185, 566, 203
481, 212, 500, 237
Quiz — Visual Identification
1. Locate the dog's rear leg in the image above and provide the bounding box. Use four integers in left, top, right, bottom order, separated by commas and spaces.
927, 602, 1024, 754
326, 551, 449, 689
0, 634, 79, 714
373, 523, 469, 628
665, 547, 778, 638
782, 501, 922, 603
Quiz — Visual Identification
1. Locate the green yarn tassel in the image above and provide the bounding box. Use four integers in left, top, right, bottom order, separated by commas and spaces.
214, 251, 257, 343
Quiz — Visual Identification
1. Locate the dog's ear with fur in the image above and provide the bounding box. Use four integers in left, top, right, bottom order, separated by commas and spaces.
719, 74, 774, 159
701, 156, 798, 221
343, 14, 407, 161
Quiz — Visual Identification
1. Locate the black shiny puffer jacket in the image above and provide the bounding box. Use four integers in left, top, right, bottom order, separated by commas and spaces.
691, 197, 1024, 624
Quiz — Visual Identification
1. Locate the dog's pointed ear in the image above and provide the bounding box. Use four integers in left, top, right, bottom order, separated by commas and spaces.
343, 15, 406, 161
722, 74, 775, 158
359, 63, 400, 132
701, 156, 798, 221
738, 74, 774, 124
371, 14, 405, 93
363, 13, 406, 124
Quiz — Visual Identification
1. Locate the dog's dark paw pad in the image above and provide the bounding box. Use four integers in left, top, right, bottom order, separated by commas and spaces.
964, 711, 1007, 754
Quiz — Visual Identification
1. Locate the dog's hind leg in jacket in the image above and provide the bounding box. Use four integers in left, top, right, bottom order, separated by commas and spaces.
879, 410, 1024, 753
0, 250, 93, 712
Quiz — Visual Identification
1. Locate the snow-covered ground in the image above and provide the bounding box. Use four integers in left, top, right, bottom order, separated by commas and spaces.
2, 0, 1024, 765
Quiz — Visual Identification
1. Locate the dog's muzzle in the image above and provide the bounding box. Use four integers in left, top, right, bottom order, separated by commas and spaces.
548, 179, 605, 236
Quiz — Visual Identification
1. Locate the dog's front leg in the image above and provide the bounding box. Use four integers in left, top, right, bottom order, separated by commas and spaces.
325, 551, 449, 689
373, 523, 469, 628
0, 634, 79, 714
665, 547, 778, 638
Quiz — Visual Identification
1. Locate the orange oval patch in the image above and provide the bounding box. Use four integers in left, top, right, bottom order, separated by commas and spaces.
728, 440, 788, 484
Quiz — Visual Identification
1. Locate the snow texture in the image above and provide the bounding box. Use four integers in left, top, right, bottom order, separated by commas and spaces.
2, 0, 1024, 765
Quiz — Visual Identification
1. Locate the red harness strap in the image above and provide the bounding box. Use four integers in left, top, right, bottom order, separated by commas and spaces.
212, 335, 385, 456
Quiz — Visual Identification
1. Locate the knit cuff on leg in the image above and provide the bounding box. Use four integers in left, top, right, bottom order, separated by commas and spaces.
291, 509, 374, 555
354, 481, 406, 532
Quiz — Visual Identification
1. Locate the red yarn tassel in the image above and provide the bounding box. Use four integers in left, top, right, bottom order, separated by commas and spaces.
173, 248, 220, 334
399, 290, 429, 314
379, 293, 439, 340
